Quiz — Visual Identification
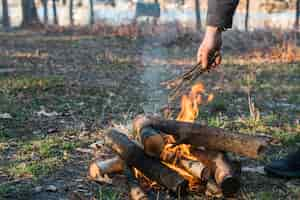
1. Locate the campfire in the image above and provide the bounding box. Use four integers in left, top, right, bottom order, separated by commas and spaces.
88, 83, 271, 199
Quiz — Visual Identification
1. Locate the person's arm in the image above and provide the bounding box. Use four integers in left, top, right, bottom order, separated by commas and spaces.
207, 0, 239, 30
197, 0, 239, 68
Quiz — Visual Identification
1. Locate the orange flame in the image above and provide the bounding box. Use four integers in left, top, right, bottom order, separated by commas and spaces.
176, 83, 213, 122
160, 82, 214, 191
133, 82, 214, 192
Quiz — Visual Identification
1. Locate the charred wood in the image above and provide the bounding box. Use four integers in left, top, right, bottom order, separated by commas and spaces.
105, 129, 188, 194
144, 115, 270, 159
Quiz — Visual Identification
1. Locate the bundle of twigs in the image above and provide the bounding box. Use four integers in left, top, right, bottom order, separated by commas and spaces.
162, 53, 219, 101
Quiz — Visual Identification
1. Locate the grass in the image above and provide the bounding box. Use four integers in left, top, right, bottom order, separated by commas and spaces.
97, 187, 120, 200
0, 31, 299, 199
4, 135, 79, 179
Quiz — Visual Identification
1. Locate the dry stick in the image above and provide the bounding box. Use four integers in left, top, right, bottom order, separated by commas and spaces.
88, 156, 125, 180
162, 53, 219, 101
145, 115, 270, 159
105, 129, 188, 194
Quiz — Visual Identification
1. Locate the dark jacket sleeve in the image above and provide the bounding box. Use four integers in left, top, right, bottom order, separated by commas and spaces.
206, 0, 239, 29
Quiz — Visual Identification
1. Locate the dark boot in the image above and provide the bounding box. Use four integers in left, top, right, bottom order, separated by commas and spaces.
264, 148, 300, 178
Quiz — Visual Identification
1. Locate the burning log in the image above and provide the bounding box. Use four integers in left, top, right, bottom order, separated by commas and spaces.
133, 116, 211, 183
193, 150, 241, 196
88, 156, 125, 180
104, 129, 188, 193
133, 115, 165, 158
180, 158, 210, 182
143, 115, 270, 159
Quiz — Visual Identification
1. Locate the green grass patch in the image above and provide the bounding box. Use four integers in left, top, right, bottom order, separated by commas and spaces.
6, 135, 79, 179
97, 187, 120, 200
0, 76, 64, 95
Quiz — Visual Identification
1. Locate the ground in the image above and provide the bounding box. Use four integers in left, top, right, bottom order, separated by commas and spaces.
0, 30, 299, 200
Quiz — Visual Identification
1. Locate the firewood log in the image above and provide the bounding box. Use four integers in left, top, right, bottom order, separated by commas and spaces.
180, 158, 210, 182
104, 129, 188, 194
143, 115, 270, 159
133, 116, 210, 182
193, 150, 241, 196
88, 156, 125, 180
133, 115, 165, 158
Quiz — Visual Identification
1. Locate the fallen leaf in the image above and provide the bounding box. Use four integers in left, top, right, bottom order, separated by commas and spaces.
36, 108, 59, 117
241, 166, 265, 175
0, 113, 12, 119
45, 185, 57, 192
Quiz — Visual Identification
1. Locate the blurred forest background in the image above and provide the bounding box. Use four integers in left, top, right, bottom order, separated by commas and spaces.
0, 0, 300, 30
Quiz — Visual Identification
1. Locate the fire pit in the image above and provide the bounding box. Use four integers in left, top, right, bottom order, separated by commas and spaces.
88, 83, 271, 199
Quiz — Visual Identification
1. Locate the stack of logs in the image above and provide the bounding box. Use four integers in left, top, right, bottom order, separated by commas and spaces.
89, 115, 271, 199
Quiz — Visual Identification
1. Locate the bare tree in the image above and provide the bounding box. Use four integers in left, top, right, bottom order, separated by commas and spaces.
295, 0, 300, 29
42, 0, 48, 24
195, 0, 201, 30
90, 0, 94, 25
69, 0, 74, 25
53, 0, 58, 24
2, 0, 10, 28
245, 0, 250, 31
21, 0, 40, 27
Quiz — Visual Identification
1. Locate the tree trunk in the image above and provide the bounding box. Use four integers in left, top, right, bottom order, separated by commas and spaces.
2, 0, 10, 28
245, 0, 250, 31
295, 0, 300, 29
89, 0, 94, 25
194, 0, 201, 30
141, 115, 270, 159
105, 129, 188, 193
52, 0, 58, 24
69, 0, 74, 25
42, 0, 48, 25
21, 0, 40, 27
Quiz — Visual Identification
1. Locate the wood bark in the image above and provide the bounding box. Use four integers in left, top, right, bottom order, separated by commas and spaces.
52, 0, 58, 24
2, 0, 10, 28
193, 150, 240, 196
133, 116, 210, 182
144, 115, 270, 159
88, 156, 125, 179
133, 115, 165, 158
105, 129, 188, 193
180, 158, 210, 181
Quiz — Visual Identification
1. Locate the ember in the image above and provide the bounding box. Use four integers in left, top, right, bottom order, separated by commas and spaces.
89, 82, 271, 199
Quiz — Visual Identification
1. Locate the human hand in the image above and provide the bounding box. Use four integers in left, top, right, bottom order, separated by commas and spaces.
197, 26, 222, 69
